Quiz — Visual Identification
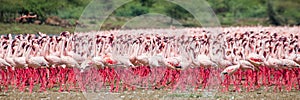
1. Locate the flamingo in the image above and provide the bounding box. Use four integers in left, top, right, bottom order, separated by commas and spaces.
0, 40, 10, 92
246, 39, 265, 68
221, 57, 256, 76
12, 40, 27, 68
65, 36, 85, 64
44, 38, 62, 66
192, 53, 218, 68
91, 55, 105, 69
111, 43, 135, 68
0, 40, 11, 67
216, 47, 233, 68
0, 58, 10, 68
287, 44, 300, 65
26, 44, 49, 68
60, 38, 80, 68
58, 37, 79, 92
277, 42, 300, 68
0, 26, 299, 93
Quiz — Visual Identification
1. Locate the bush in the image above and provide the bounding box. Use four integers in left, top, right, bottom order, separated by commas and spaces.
114, 1, 149, 17
57, 7, 85, 19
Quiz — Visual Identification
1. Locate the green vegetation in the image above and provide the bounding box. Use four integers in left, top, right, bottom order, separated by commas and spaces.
0, 23, 74, 34
0, 0, 299, 34
0, 0, 91, 22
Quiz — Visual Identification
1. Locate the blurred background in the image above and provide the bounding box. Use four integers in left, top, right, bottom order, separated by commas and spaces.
0, 0, 299, 34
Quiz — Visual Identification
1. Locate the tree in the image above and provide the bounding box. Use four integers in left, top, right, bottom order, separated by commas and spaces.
266, 0, 284, 25
138, 0, 155, 7
165, 3, 192, 20
114, 1, 149, 17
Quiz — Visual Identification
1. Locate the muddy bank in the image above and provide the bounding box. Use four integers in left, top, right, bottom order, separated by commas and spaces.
0, 89, 299, 100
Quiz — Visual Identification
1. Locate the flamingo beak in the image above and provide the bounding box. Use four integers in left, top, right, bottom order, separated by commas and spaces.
221, 72, 228, 75
175, 66, 182, 69
129, 64, 134, 68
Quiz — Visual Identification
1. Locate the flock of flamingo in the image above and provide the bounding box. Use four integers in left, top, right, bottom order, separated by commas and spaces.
0, 26, 299, 93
